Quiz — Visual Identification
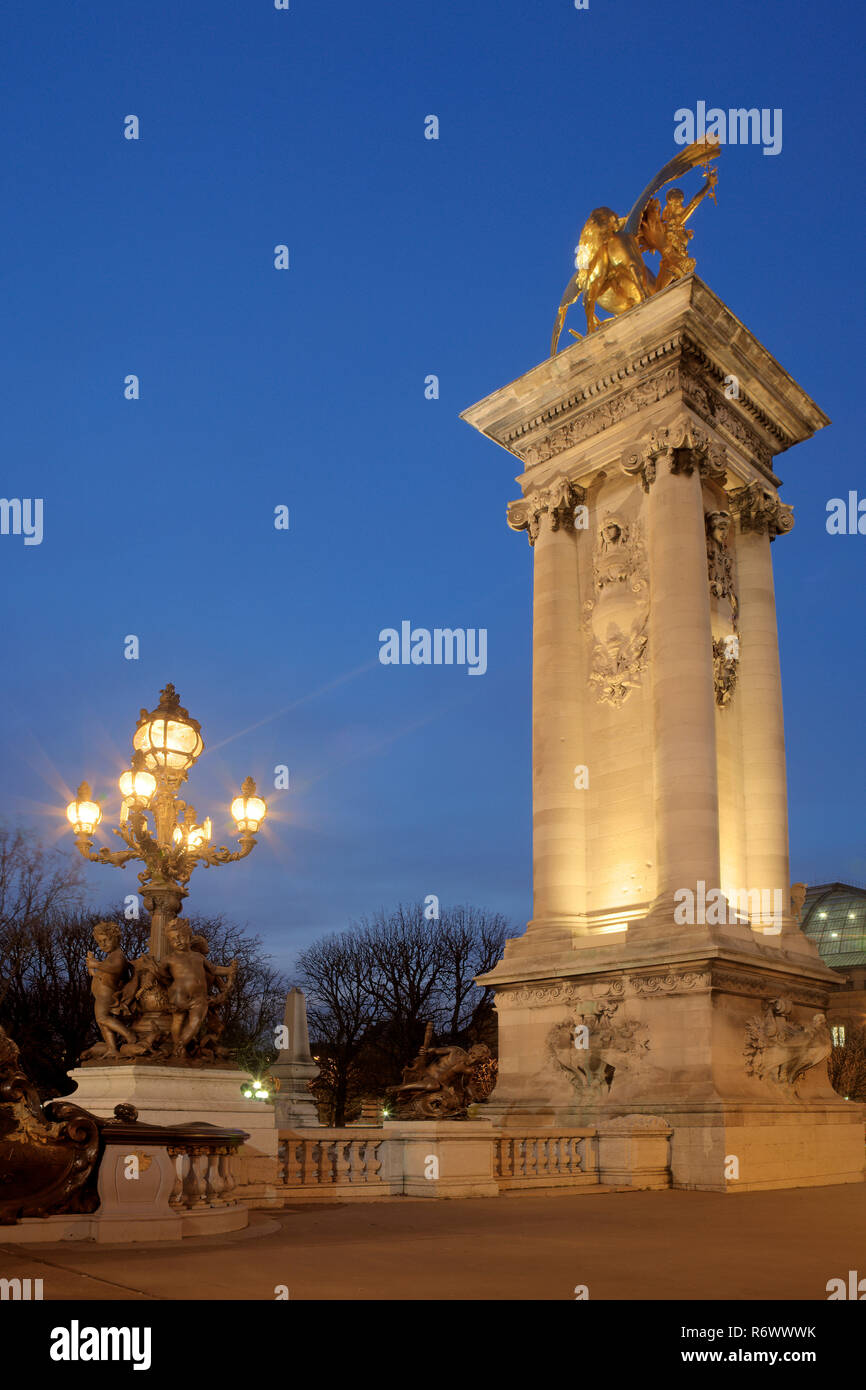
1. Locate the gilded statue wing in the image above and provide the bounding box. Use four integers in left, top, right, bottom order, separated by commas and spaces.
550, 215, 608, 354
551, 267, 583, 355
622, 137, 719, 238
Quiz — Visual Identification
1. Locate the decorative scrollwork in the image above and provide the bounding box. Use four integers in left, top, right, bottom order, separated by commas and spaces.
506, 479, 586, 546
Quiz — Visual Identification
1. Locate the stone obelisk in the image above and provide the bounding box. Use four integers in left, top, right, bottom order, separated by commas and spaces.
462, 275, 864, 1191
271, 988, 321, 1128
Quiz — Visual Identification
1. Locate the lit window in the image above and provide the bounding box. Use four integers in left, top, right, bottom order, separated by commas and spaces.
831, 1025, 847, 1048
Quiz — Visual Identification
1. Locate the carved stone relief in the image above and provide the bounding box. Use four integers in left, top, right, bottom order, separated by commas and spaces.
500, 340, 783, 476
584, 514, 649, 707
705, 508, 740, 708
712, 639, 739, 707
744, 996, 831, 1097
547, 1002, 650, 1096
509, 366, 679, 468
496, 971, 710, 1011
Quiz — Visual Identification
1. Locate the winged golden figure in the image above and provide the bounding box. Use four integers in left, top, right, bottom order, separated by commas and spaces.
551, 138, 720, 354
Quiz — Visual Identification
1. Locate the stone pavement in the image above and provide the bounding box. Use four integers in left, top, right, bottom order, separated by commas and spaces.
3, 1184, 864, 1301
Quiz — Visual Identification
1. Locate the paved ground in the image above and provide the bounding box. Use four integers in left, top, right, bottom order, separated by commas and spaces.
2, 1185, 864, 1300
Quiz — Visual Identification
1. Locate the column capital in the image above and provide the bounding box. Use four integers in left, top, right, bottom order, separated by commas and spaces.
728, 481, 795, 540
621, 421, 727, 493
506, 478, 586, 546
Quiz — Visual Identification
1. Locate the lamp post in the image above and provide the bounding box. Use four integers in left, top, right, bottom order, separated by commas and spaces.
65, 683, 267, 962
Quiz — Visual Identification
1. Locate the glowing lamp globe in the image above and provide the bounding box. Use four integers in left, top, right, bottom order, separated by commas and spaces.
66, 783, 101, 836
186, 818, 212, 850
231, 777, 267, 833
133, 683, 203, 777
118, 755, 157, 805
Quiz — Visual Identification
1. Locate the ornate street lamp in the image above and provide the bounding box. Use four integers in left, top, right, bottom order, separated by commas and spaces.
65, 683, 267, 961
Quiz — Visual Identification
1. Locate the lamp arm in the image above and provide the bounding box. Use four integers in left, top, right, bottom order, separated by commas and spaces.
113, 823, 140, 852
74, 835, 141, 869
195, 835, 257, 868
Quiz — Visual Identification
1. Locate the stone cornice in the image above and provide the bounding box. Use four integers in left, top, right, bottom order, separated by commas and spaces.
461, 277, 829, 485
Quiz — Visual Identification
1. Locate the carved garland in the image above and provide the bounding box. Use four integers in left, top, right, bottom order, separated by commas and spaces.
495, 971, 711, 1009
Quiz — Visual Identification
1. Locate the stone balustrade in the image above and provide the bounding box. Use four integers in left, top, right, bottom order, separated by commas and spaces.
167, 1144, 241, 1210
493, 1130, 598, 1190
280, 1130, 385, 1194
277, 1117, 672, 1199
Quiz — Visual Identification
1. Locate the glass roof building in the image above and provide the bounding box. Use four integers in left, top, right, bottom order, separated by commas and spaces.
800, 883, 866, 971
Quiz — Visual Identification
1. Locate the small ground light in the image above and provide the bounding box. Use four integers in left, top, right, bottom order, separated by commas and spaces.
241, 1080, 270, 1100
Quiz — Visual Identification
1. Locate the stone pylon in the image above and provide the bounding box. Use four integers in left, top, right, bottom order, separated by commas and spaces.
461, 275, 865, 1191
271, 988, 321, 1128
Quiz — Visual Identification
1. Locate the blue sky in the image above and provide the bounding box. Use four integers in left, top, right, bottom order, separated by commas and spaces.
1, 0, 863, 971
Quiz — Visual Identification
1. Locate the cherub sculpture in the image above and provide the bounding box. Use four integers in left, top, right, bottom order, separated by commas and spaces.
639, 168, 718, 290
79, 917, 238, 1065
82, 921, 148, 1059
551, 138, 719, 350
156, 917, 238, 1057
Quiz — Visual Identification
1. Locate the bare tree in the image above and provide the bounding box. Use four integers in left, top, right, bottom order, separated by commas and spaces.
828, 1024, 866, 1102
435, 904, 507, 1039
0, 826, 289, 1094
297, 929, 382, 1125
295, 902, 509, 1123
0, 825, 84, 931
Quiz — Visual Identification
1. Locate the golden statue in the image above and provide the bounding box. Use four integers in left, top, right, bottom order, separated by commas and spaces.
551, 138, 719, 353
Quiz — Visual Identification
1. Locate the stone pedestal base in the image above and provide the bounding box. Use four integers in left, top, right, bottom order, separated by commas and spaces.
66, 1065, 281, 1205
379, 1121, 500, 1197
485, 940, 865, 1192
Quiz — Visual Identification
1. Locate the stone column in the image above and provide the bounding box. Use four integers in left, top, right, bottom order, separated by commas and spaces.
508, 479, 587, 940
624, 424, 726, 923
730, 483, 795, 932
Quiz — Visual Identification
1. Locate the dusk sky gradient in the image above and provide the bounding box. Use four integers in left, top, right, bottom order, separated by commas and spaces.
1, 0, 864, 973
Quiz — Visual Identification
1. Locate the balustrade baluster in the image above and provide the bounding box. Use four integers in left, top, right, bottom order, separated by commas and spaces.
204, 1151, 222, 1202
169, 1153, 185, 1206
218, 1152, 236, 1198
182, 1152, 204, 1207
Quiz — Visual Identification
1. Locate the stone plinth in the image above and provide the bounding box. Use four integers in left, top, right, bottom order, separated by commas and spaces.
1, 1143, 248, 1243
596, 1115, 673, 1189
379, 1121, 500, 1197
67, 1065, 280, 1205
461, 276, 865, 1191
